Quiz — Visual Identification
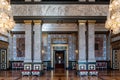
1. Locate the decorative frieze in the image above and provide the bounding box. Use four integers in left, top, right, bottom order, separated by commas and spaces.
11, 5, 108, 16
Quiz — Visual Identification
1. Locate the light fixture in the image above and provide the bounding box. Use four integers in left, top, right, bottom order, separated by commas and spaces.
105, 0, 120, 34
0, 0, 15, 33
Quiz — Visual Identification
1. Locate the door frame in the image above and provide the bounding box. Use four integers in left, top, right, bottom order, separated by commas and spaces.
51, 44, 68, 69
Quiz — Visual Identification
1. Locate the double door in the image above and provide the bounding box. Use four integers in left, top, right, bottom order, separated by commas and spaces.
55, 51, 65, 69
0, 49, 7, 70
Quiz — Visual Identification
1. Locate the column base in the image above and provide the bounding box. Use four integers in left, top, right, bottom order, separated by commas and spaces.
23, 62, 32, 70
77, 61, 98, 76
77, 60, 87, 70
33, 62, 43, 70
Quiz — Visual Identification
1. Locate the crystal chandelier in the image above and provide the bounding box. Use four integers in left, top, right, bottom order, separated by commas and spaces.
0, 0, 15, 32
105, 0, 120, 34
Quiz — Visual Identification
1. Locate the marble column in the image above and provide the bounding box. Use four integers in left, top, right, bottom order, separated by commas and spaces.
33, 20, 42, 70
88, 20, 96, 70
106, 32, 111, 61
89, 0, 95, 2
78, 20, 87, 70
8, 33, 13, 60
34, 0, 41, 2
25, 0, 31, 2
79, 0, 86, 2
24, 20, 32, 70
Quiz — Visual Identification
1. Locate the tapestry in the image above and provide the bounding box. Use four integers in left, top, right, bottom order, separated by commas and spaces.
16, 38, 25, 57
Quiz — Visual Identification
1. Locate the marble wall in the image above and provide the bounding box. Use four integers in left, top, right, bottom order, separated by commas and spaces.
95, 34, 107, 60
11, 5, 108, 16
12, 34, 25, 61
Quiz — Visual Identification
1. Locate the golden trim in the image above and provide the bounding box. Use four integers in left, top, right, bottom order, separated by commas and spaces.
78, 20, 86, 23
24, 20, 32, 24
33, 20, 42, 24
88, 20, 96, 24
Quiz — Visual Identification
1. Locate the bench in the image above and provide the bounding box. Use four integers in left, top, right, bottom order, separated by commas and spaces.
31, 70, 41, 76
21, 70, 31, 76
89, 70, 98, 76
79, 70, 88, 76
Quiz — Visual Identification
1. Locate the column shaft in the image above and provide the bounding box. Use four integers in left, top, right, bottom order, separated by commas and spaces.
89, 0, 95, 2
78, 20, 87, 70
34, 23, 42, 62
33, 20, 42, 71
24, 22, 32, 63
25, 0, 31, 2
34, 0, 41, 2
79, 0, 86, 2
88, 21, 96, 62
78, 23, 86, 62
8, 33, 13, 60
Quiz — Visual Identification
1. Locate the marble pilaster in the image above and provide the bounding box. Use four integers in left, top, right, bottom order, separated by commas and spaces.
106, 33, 111, 61
88, 20, 96, 62
25, 0, 31, 2
33, 20, 42, 70
78, 20, 87, 70
89, 0, 95, 2
79, 0, 86, 2
34, 0, 41, 2
23, 20, 33, 70
24, 20, 32, 63
8, 33, 13, 60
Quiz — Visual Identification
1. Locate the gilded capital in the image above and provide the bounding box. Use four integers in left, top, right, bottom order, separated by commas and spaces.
33, 20, 42, 24
24, 20, 32, 24
78, 20, 86, 25
88, 20, 96, 24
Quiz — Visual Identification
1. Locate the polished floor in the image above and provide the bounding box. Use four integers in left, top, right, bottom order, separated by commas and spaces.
0, 69, 120, 80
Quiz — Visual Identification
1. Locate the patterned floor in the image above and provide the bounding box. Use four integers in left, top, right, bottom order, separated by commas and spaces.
0, 69, 120, 80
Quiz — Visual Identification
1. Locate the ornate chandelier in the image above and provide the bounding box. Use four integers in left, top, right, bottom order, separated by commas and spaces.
0, 0, 15, 32
105, 0, 120, 34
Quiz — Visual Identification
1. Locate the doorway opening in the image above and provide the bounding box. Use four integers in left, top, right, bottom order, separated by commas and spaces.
55, 50, 65, 69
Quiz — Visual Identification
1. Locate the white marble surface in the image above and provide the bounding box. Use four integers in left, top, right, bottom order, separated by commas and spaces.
34, 24, 42, 62
12, 5, 108, 16
89, 0, 95, 2
24, 24, 32, 62
78, 23, 86, 61
42, 23, 78, 31
88, 23, 96, 62
25, 0, 31, 2
79, 0, 86, 2
34, 0, 41, 1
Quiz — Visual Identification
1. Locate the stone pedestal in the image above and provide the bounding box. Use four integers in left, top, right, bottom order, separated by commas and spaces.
78, 20, 87, 70
24, 20, 32, 70
33, 20, 42, 71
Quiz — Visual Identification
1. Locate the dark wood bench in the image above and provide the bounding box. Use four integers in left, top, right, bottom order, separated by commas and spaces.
79, 70, 88, 76
21, 70, 31, 76
89, 70, 98, 76
31, 70, 41, 76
